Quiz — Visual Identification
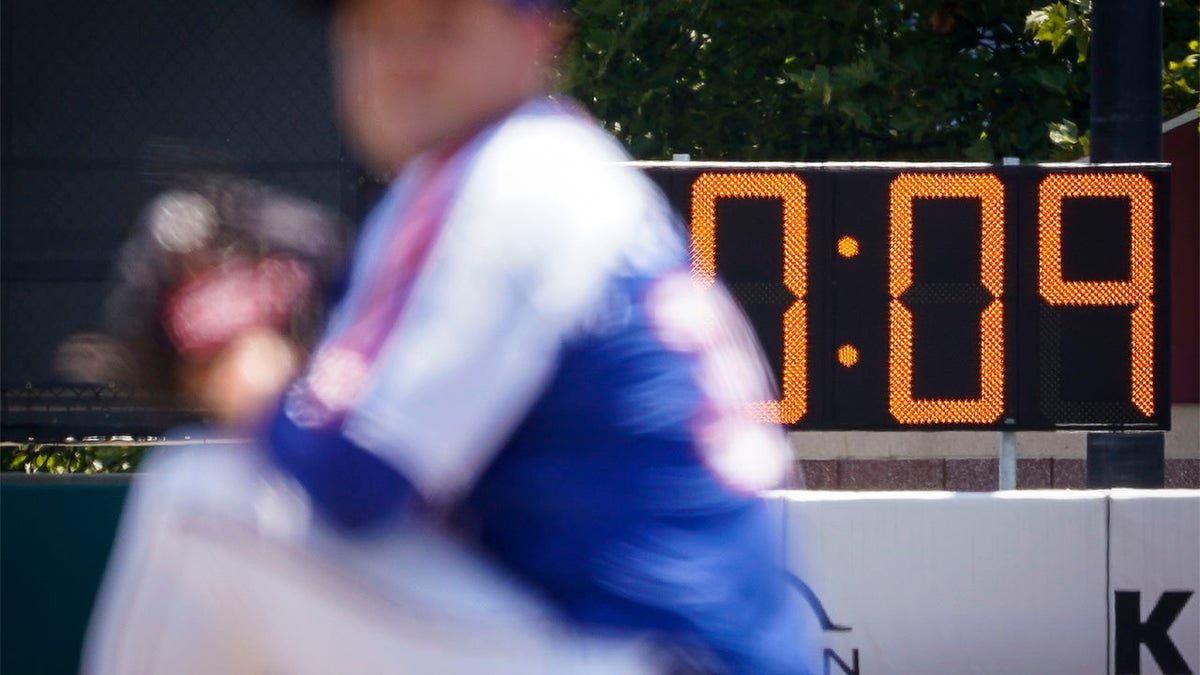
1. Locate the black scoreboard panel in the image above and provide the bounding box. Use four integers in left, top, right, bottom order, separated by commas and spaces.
640, 163, 1171, 431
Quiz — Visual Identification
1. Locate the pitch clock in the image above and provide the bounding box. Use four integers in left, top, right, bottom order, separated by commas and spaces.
640, 162, 1170, 430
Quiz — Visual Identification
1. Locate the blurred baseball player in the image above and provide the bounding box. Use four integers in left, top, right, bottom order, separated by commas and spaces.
83, 0, 815, 673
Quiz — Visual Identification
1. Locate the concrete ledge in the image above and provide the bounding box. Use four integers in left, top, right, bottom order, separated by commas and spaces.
789, 403, 1198, 461
795, 458, 1199, 491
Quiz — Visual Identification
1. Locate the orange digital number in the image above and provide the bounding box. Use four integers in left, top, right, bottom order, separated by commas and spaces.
888, 173, 1006, 424
691, 173, 808, 424
1037, 173, 1155, 417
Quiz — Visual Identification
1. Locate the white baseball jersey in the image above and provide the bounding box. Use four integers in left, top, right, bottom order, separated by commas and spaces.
267, 98, 811, 674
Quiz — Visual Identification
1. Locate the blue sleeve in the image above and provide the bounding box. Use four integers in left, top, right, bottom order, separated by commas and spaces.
264, 402, 419, 532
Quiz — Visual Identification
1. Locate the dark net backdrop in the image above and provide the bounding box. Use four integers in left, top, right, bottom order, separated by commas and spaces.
1, 0, 361, 440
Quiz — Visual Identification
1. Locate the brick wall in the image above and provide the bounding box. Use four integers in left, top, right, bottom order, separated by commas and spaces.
795, 457, 1199, 491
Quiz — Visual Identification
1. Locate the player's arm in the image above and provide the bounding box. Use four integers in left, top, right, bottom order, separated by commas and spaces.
263, 123, 646, 532
265, 403, 419, 531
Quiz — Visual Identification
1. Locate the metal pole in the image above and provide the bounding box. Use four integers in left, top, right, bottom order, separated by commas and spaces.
998, 155, 1021, 491
1090, 0, 1163, 162
1086, 0, 1166, 488
999, 431, 1017, 490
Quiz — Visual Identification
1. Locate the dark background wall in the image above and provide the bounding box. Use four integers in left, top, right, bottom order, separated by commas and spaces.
1, 0, 358, 437
0, 4, 348, 382
3, 1, 1195, 439
1, 477, 131, 675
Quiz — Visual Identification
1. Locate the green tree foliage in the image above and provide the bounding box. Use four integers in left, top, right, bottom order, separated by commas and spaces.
564, 0, 1197, 161
1026, 0, 1198, 157
2, 444, 148, 474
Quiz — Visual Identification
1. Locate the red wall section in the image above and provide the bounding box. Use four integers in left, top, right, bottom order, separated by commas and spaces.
1164, 116, 1199, 402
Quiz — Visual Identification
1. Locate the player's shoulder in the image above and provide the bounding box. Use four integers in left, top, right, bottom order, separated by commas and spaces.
450, 99, 681, 270
467, 99, 659, 222
443, 98, 685, 319
489, 98, 629, 167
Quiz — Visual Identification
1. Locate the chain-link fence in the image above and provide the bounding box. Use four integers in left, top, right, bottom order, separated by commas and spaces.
2, 0, 362, 440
